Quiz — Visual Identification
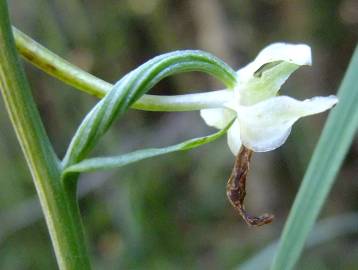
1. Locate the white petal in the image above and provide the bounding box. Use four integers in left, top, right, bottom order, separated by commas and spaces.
200, 108, 236, 129
227, 120, 242, 155
239, 43, 312, 78
236, 95, 338, 152
250, 43, 311, 69
236, 43, 312, 105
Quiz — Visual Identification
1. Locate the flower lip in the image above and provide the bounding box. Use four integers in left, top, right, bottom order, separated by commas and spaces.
234, 95, 338, 153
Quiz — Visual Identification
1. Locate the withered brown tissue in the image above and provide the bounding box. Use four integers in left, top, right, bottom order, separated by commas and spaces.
226, 146, 274, 227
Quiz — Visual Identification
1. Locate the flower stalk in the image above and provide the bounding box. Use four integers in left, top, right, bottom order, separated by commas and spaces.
13, 26, 233, 111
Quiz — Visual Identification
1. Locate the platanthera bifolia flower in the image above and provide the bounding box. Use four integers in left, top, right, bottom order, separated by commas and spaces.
200, 43, 338, 155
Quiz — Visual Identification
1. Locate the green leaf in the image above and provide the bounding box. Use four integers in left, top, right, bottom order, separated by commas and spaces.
61, 50, 237, 171
63, 120, 233, 175
270, 45, 358, 270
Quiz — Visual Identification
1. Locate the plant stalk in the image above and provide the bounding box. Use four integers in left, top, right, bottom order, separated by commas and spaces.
0, 1, 90, 269
13, 26, 233, 111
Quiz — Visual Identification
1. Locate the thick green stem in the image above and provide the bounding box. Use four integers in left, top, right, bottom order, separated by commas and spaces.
0, 1, 90, 269
13, 26, 233, 111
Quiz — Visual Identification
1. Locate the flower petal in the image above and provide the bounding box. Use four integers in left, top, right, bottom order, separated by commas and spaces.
243, 43, 312, 72
200, 108, 236, 129
236, 43, 312, 105
227, 120, 242, 155
236, 95, 338, 152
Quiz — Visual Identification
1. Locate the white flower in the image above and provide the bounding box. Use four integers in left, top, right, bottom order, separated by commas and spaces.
200, 43, 338, 155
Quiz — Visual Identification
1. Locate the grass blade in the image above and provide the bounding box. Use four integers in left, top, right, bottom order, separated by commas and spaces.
271, 45, 358, 270
240, 213, 358, 270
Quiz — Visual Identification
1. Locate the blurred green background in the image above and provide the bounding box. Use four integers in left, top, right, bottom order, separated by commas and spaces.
1, 0, 358, 269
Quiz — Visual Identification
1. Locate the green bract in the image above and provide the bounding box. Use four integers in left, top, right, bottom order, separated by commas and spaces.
61, 50, 237, 180
200, 43, 338, 154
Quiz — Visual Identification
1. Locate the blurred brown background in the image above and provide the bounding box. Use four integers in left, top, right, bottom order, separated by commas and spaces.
0, 0, 357, 269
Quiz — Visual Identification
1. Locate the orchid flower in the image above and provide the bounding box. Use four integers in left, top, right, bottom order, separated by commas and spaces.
200, 43, 338, 155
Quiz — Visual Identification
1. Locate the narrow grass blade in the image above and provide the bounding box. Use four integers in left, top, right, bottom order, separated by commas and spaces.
271, 45, 358, 270
239, 213, 358, 270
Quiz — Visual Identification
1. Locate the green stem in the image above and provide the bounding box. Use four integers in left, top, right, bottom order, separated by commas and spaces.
0, 2, 90, 269
13, 26, 233, 111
